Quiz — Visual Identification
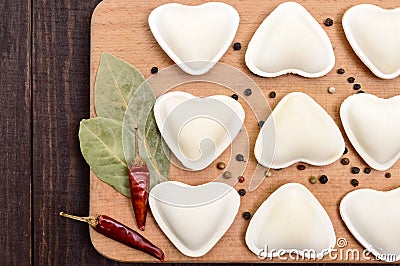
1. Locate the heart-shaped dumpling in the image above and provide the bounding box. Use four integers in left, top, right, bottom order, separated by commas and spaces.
343, 4, 400, 79
148, 2, 239, 75
149, 181, 240, 257
340, 187, 400, 262
254, 92, 344, 169
340, 94, 400, 171
154, 91, 245, 171
245, 2, 335, 78
246, 183, 336, 259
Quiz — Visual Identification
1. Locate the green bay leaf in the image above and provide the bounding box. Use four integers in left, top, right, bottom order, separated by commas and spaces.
95, 53, 145, 123
79, 117, 130, 197
123, 82, 170, 189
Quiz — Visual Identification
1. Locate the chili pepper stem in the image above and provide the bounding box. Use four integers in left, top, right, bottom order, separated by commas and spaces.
59, 212, 98, 228
133, 125, 145, 167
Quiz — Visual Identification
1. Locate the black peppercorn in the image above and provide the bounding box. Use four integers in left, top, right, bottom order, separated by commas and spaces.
343, 147, 348, 155
353, 84, 361, 90
364, 167, 371, 174
324, 18, 334, 27
233, 42, 242, 50
243, 212, 251, 220
385, 173, 392, 178
236, 154, 245, 162
351, 179, 359, 187
238, 189, 246, 196
347, 77, 355, 83
269, 91, 276, 98
351, 167, 360, 174
337, 68, 345, 74
244, 88, 252, 96
297, 164, 306, 170
258, 121, 265, 128
319, 175, 328, 184
231, 94, 239, 100
341, 158, 350, 165
357, 90, 365, 94
151, 66, 159, 74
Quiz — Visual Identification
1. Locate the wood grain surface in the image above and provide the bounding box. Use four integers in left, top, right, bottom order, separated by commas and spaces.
90, 0, 400, 263
0, 1, 31, 265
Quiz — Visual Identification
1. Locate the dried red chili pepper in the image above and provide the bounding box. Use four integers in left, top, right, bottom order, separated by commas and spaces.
128, 126, 150, 231
60, 212, 164, 261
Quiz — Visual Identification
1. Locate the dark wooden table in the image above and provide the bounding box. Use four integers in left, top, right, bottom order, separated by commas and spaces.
0, 1, 126, 264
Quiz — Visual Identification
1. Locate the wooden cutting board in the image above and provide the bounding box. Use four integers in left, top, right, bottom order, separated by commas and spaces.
90, 0, 400, 263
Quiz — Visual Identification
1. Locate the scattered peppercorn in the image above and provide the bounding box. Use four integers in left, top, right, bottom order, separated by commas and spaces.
351, 179, 359, 187
243, 212, 251, 220
269, 91, 276, 98
337, 68, 345, 74
357, 90, 365, 94
150, 67, 159, 74
236, 154, 245, 162
217, 162, 226, 170
324, 18, 334, 27
275, 168, 282, 171
343, 147, 348, 155
223, 171, 232, 179
258, 121, 265, 128
238, 176, 245, 183
244, 88, 252, 96
297, 164, 306, 170
351, 167, 360, 174
364, 167, 371, 174
238, 189, 246, 196
231, 94, 239, 100
233, 42, 242, 50
310, 176, 317, 184
328, 86, 336, 94
385, 173, 392, 178
353, 84, 361, 90
265, 171, 272, 177
319, 175, 328, 184
341, 158, 350, 165
347, 77, 355, 83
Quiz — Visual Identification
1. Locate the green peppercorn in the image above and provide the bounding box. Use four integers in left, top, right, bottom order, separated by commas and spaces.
222, 171, 232, 179
310, 176, 317, 184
